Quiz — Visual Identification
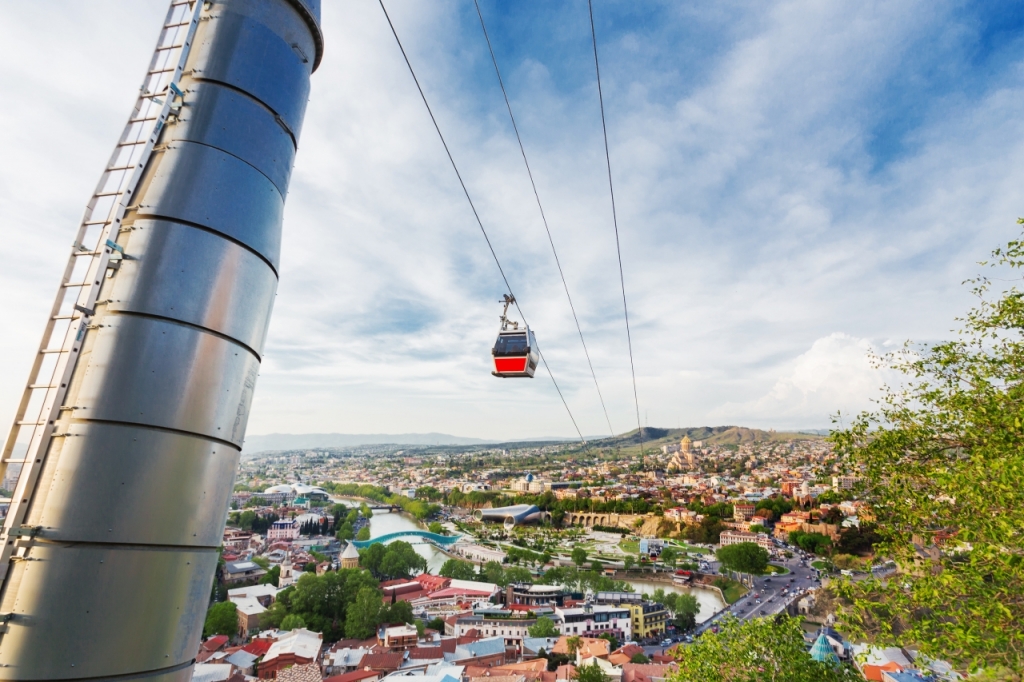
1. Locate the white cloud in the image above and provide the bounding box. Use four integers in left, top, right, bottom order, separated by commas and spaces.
710, 333, 894, 429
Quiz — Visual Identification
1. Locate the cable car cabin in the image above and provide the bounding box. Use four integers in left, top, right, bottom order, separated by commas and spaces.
492, 327, 539, 378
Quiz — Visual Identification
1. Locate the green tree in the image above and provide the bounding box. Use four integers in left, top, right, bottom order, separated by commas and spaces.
483, 560, 505, 585
280, 613, 306, 631
527, 616, 559, 637
378, 541, 427, 579
630, 653, 650, 664
670, 616, 851, 682
203, 600, 237, 638
345, 586, 385, 639
571, 546, 588, 567
356, 526, 371, 541
623, 556, 636, 571
573, 661, 608, 682
259, 565, 281, 587
830, 231, 1024, 673
428, 521, 445, 535
382, 599, 414, 625
566, 635, 582, 657
716, 542, 769, 575
425, 617, 446, 633
439, 559, 478, 580
598, 632, 619, 651
660, 546, 679, 567
503, 566, 534, 586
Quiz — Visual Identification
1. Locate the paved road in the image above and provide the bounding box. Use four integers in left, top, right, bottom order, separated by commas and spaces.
694, 545, 822, 635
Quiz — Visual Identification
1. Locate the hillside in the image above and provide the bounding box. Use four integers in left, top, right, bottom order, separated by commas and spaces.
584, 425, 821, 454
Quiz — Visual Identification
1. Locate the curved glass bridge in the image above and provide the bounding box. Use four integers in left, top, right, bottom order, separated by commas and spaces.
351, 530, 461, 549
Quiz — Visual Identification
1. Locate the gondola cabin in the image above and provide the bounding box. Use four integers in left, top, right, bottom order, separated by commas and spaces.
492, 326, 539, 378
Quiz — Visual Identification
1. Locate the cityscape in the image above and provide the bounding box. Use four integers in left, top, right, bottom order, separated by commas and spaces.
0, 1, 1020, 682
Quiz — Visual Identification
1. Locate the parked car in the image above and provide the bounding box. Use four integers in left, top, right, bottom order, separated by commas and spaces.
661, 639, 673, 646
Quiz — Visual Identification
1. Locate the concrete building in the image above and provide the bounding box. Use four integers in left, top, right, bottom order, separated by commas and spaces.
554, 604, 632, 640
267, 518, 300, 541
719, 530, 773, 553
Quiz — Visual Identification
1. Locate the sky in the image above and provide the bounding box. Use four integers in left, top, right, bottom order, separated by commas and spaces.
2, 1, 1024, 441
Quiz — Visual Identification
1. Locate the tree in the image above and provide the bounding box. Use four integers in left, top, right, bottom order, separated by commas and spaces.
670, 616, 852, 682
483, 560, 505, 585
830, 231, 1024, 673
280, 613, 306, 631
382, 599, 414, 625
573, 661, 608, 682
259, 565, 281, 587
439, 559, 478, 580
203, 601, 237, 638
425, 617, 446, 633
630, 653, 650, 664
571, 547, 588, 567
660, 546, 679, 568
428, 522, 445, 535
566, 635, 582, 657
503, 566, 534, 586
345, 586, 385, 639
716, 542, 769, 575
672, 593, 700, 633
623, 556, 636, 571
528, 616, 559, 638
598, 632, 619, 651
356, 526, 371, 541
378, 541, 427, 579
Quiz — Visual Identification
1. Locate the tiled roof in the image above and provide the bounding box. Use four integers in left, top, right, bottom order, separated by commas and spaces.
358, 652, 406, 671
277, 662, 324, 682
409, 648, 447, 660
324, 670, 381, 682
202, 635, 229, 652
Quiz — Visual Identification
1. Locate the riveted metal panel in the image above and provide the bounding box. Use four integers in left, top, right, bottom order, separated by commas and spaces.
23, 422, 237, 547
187, 0, 313, 138
168, 80, 295, 194
108, 220, 277, 354
130, 140, 283, 268
0, 544, 215, 679
74, 316, 259, 446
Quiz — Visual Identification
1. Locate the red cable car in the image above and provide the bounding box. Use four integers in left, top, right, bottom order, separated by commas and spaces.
491, 295, 539, 378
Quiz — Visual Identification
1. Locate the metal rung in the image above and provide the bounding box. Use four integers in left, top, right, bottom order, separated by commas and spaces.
52, 315, 75, 320
148, 68, 175, 76
39, 349, 66, 355
15, 421, 44, 427
83, 220, 109, 226
128, 116, 159, 124
28, 385, 56, 390
2, 460, 27, 465
107, 164, 138, 172
71, 250, 101, 257
61, 282, 93, 288
93, 191, 121, 198
155, 43, 186, 52
116, 139, 146, 147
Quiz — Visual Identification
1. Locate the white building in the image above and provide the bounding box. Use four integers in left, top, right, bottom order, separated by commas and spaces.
267, 519, 300, 541
719, 530, 774, 553
553, 604, 632, 640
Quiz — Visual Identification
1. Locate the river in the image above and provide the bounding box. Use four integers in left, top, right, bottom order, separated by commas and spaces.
334, 498, 725, 621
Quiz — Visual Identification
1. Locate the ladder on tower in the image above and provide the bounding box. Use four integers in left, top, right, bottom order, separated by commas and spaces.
0, 0, 203, 585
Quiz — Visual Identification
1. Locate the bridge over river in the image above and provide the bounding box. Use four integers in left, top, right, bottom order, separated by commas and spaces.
351, 530, 461, 549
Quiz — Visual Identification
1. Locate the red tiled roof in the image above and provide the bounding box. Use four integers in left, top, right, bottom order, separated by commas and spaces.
408, 647, 446, 660
429, 587, 494, 599
242, 639, 273, 656
202, 635, 229, 652
439, 639, 458, 654
358, 652, 405, 671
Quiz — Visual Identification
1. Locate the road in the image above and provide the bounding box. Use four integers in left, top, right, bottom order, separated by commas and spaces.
693, 546, 822, 635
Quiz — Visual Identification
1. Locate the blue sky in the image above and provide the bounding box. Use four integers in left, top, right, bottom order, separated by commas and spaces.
2, 1, 1024, 440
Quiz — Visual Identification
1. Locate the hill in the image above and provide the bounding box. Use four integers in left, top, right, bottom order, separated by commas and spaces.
585, 425, 821, 453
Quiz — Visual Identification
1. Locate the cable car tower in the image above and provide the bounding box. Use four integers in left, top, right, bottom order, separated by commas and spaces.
0, 0, 321, 678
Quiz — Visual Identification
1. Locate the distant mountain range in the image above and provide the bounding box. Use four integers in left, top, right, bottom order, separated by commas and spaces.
240, 425, 828, 455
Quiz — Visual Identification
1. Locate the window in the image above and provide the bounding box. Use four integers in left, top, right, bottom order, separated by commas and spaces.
493, 333, 529, 356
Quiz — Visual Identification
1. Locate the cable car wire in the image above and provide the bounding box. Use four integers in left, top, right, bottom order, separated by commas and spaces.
472, 0, 615, 438
377, 0, 589, 448
587, 0, 645, 460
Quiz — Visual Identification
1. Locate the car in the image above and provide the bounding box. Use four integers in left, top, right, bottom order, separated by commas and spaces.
661, 639, 673, 646
755, 599, 761, 603
759, 609, 766, 614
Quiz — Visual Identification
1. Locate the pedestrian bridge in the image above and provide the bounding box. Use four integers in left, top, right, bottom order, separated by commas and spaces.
351, 530, 461, 549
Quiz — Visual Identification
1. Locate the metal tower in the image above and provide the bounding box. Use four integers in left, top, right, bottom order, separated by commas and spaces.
0, 0, 322, 678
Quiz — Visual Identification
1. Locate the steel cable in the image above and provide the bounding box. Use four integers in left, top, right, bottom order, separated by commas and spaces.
587, 0, 645, 461
472, 0, 615, 438
378, 0, 588, 448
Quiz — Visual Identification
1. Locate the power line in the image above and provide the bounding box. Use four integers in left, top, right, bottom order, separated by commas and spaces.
377, 0, 588, 448
587, 0, 645, 461
472, 0, 614, 438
